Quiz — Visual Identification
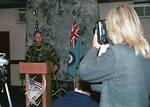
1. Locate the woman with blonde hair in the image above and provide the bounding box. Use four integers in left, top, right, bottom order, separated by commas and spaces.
106, 4, 150, 58
79, 4, 150, 107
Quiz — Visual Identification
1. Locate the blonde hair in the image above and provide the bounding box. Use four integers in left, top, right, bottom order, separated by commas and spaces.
106, 4, 150, 58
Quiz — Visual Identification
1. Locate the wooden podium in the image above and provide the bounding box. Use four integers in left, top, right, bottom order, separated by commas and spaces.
19, 62, 52, 107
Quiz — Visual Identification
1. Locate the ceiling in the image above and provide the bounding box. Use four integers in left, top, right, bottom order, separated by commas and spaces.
0, 0, 149, 9
0, 0, 27, 9
98, 0, 150, 3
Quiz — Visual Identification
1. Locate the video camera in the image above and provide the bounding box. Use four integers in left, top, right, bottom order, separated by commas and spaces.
0, 53, 8, 82
95, 20, 109, 44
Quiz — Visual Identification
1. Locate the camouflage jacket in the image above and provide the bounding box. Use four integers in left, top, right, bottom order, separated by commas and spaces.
25, 42, 60, 65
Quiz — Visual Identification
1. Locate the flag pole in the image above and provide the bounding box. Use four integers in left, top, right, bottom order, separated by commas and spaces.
72, 7, 76, 88
70, 1, 82, 88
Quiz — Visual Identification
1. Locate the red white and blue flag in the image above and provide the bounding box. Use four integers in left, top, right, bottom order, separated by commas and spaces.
29, 78, 45, 90
35, 20, 39, 32
70, 22, 79, 48
25, 76, 46, 106
68, 21, 83, 77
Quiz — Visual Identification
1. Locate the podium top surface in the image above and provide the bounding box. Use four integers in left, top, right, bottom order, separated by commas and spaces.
19, 62, 52, 74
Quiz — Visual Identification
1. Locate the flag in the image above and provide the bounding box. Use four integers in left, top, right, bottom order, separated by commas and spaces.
68, 21, 83, 77
29, 78, 45, 90
70, 21, 79, 48
25, 77, 46, 106
35, 20, 39, 32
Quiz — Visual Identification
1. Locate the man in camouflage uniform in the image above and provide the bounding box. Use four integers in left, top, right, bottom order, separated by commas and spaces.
25, 31, 60, 106
26, 31, 60, 72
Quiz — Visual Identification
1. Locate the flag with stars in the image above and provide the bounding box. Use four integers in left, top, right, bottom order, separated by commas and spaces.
35, 20, 39, 32
25, 76, 46, 106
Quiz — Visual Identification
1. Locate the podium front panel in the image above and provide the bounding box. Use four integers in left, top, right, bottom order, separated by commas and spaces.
19, 62, 52, 107
19, 62, 52, 74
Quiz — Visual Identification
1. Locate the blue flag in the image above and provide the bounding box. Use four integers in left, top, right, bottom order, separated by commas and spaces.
68, 22, 83, 77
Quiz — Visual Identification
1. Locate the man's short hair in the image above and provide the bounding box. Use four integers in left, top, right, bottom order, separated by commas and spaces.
33, 31, 42, 37
76, 80, 92, 93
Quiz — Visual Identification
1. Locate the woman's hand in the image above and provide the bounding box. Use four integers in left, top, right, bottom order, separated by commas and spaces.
93, 30, 101, 49
98, 44, 110, 56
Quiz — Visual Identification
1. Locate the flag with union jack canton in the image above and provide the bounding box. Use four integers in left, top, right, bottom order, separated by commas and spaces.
68, 21, 83, 77
70, 21, 79, 48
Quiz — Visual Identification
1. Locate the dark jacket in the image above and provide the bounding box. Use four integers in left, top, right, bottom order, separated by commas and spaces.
51, 91, 99, 107
79, 44, 150, 107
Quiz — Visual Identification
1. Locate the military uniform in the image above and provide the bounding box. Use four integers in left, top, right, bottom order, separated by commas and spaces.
25, 42, 60, 66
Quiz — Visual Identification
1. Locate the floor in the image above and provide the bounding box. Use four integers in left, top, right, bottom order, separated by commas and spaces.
0, 85, 25, 107
0, 81, 100, 107
0, 80, 74, 107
